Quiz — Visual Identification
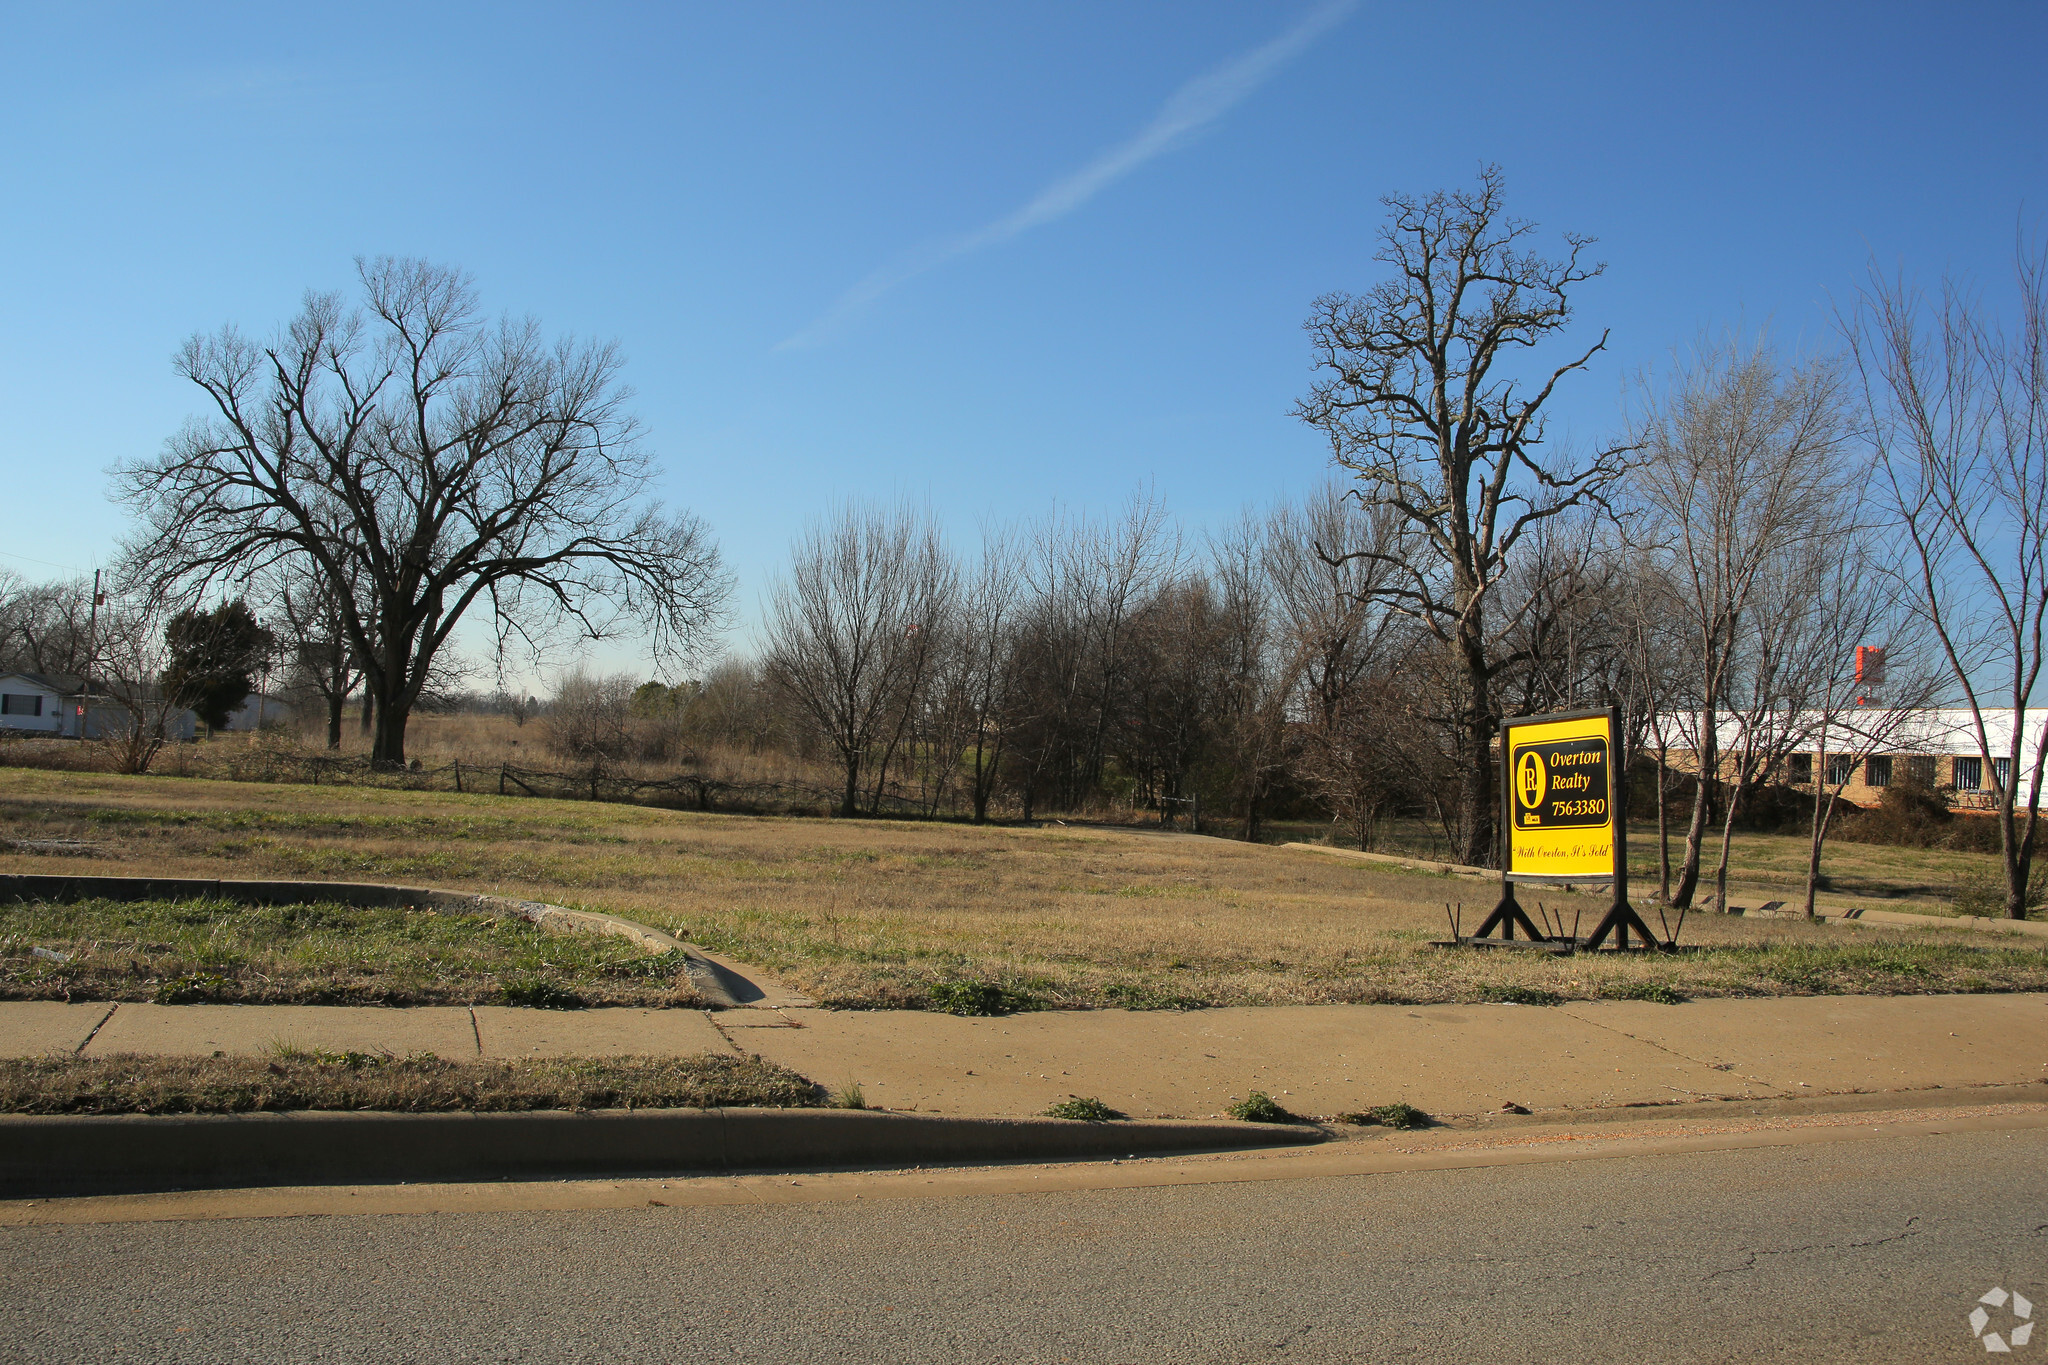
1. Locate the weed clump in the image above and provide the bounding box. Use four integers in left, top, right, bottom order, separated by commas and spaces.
926, 979, 1032, 1016
1043, 1096, 1126, 1121
605, 949, 695, 980
1479, 984, 1563, 1006
501, 978, 586, 1010
1226, 1091, 1299, 1123
154, 972, 238, 1005
1602, 980, 1686, 1005
1338, 1102, 1431, 1129
1099, 981, 1205, 1011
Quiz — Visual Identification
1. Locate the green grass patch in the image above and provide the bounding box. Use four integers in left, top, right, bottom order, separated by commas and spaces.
926, 979, 1036, 1016
0, 897, 699, 1007
1479, 984, 1565, 1006
1600, 980, 1687, 1005
0, 1051, 819, 1115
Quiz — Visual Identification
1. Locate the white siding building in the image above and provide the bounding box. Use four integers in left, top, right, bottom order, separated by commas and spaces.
0, 673, 72, 736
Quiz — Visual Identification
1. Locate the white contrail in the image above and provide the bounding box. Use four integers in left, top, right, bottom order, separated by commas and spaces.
776, 0, 1356, 350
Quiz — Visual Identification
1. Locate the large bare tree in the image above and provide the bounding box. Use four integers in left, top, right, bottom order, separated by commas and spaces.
1296, 165, 1634, 867
764, 502, 956, 817
1632, 338, 1853, 909
1847, 243, 2048, 919
114, 258, 728, 765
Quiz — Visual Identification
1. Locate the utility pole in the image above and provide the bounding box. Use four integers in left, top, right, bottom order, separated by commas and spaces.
85, 569, 102, 688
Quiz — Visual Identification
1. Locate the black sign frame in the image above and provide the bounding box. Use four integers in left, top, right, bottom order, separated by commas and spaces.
1466, 704, 1665, 952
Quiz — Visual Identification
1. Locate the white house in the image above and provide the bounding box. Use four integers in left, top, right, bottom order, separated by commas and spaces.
0, 672, 71, 736
0, 671, 198, 743
222, 691, 292, 731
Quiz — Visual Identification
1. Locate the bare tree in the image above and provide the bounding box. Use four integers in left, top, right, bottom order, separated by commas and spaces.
114, 257, 728, 767
543, 668, 640, 761
1007, 493, 1179, 817
79, 594, 217, 774
1296, 165, 1635, 866
765, 503, 955, 817
0, 575, 98, 681
1206, 515, 1291, 840
1611, 552, 1693, 902
1263, 485, 1411, 730
951, 528, 1025, 823
1632, 338, 1852, 909
265, 554, 365, 749
1785, 545, 1943, 916
1846, 243, 2048, 919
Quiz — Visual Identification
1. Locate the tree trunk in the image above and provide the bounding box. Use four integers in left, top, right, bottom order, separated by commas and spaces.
1711, 773, 1746, 915
1803, 786, 1844, 919
841, 753, 859, 819
1447, 608, 1499, 868
1671, 711, 1717, 908
359, 689, 374, 735
326, 694, 344, 750
371, 698, 408, 767
1655, 743, 1671, 901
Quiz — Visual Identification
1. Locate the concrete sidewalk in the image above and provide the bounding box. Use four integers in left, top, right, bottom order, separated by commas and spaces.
7, 993, 2044, 1120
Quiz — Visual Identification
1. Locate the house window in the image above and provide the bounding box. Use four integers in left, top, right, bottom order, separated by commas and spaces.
1826, 755, 1857, 786
0, 693, 42, 716
1993, 757, 2013, 792
1866, 755, 1893, 787
1900, 755, 1937, 788
1955, 757, 1983, 791
1789, 753, 1813, 783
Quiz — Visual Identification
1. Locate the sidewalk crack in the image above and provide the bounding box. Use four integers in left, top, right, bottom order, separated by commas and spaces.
702, 1011, 745, 1054
74, 1003, 118, 1056
467, 1006, 482, 1056
1562, 1005, 1786, 1093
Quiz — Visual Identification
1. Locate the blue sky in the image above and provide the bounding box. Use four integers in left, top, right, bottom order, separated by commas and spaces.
2, 2, 2044, 673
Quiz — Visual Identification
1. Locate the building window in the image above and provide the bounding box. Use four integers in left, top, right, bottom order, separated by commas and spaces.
1866, 755, 1893, 787
0, 693, 41, 716
1900, 755, 1937, 788
1789, 753, 1813, 783
1993, 757, 2013, 792
1826, 755, 1857, 786
1955, 757, 1983, 791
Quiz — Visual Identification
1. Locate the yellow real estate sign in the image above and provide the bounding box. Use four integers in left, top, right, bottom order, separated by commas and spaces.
1506, 712, 1615, 882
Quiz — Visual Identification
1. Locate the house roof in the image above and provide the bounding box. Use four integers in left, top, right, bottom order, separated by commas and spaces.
0, 671, 77, 694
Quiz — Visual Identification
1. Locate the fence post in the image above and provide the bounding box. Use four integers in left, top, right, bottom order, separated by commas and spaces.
453, 759, 462, 793
499, 763, 507, 796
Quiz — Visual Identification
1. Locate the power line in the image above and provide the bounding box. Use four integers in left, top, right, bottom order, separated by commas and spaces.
0, 548, 91, 575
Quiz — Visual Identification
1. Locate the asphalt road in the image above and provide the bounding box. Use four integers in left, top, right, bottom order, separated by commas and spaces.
2, 1126, 2043, 1364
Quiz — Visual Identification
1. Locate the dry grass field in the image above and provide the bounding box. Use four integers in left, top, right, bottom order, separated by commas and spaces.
2, 765, 2044, 1011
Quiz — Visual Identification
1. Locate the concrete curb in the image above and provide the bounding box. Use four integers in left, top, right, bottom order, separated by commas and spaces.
0, 1108, 1325, 1198
0, 873, 797, 1008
